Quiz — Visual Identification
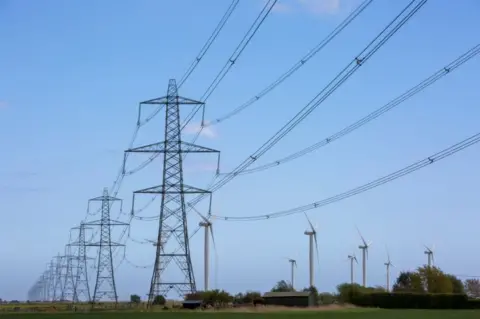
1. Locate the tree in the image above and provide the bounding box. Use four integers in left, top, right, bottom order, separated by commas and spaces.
271, 280, 294, 292
130, 294, 141, 304
242, 291, 262, 303
446, 274, 464, 294
392, 271, 424, 293
417, 266, 453, 293
318, 292, 335, 305
152, 295, 166, 305
464, 279, 480, 298
336, 283, 364, 303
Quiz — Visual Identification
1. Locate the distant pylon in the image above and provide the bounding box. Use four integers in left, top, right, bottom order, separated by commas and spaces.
84, 188, 128, 304
70, 222, 93, 302
125, 79, 220, 304
52, 254, 64, 301
60, 245, 77, 302
47, 261, 56, 301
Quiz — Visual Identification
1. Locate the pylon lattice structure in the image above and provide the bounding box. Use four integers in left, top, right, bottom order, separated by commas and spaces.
60, 246, 77, 302
52, 254, 64, 301
126, 79, 219, 303
46, 261, 56, 301
85, 188, 128, 303
70, 222, 93, 302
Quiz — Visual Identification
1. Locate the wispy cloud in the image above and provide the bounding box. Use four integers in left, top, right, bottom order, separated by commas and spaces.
272, 0, 342, 15
0, 171, 38, 178
183, 122, 217, 139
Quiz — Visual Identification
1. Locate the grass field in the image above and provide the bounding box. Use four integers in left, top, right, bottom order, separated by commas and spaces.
1, 309, 480, 318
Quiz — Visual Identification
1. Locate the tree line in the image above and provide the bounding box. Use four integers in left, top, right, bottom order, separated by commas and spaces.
129, 266, 480, 308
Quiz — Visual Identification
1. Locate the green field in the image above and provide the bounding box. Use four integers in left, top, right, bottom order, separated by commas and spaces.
1, 310, 480, 318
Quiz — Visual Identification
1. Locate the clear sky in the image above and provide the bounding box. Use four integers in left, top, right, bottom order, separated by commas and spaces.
1, 0, 480, 301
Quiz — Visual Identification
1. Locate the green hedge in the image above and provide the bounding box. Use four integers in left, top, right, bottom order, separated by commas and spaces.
350, 293, 480, 309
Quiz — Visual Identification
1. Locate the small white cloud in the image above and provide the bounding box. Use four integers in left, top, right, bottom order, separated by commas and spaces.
272, 1, 292, 13
270, 0, 342, 15
298, 0, 341, 15
183, 122, 217, 139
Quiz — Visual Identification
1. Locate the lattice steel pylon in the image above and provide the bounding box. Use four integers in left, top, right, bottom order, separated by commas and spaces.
125, 79, 220, 304
70, 222, 93, 302
85, 188, 128, 304
60, 245, 77, 302
52, 254, 64, 301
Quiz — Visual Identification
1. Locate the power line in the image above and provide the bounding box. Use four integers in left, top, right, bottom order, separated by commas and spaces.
111, 0, 428, 252
207, 0, 375, 126
178, 0, 240, 89
212, 130, 480, 221
181, 0, 278, 133
219, 43, 480, 176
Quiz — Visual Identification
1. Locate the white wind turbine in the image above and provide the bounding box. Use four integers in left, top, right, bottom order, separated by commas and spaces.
304, 212, 319, 288
424, 244, 435, 268
195, 210, 217, 292
356, 227, 372, 287
384, 247, 395, 292
284, 257, 297, 290
347, 253, 358, 285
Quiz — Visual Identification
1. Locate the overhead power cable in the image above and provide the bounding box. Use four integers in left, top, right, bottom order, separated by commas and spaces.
181, 0, 278, 133
207, 0, 375, 126
219, 43, 480, 176
212, 131, 480, 221
178, 0, 240, 89
193, 0, 428, 200
113, 0, 425, 257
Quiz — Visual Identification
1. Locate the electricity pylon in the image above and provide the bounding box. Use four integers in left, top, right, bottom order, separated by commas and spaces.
60, 245, 77, 302
125, 79, 220, 304
85, 188, 128, 304
70, 222, 93, 302
52, 254, 64, 301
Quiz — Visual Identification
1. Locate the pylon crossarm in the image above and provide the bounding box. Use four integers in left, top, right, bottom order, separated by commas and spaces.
133, 184, 211, 195
140, 95, 204, 105
126, 141, 219, 154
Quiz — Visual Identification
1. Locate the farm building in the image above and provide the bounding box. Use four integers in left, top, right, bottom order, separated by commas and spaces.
263, 291, 315, 307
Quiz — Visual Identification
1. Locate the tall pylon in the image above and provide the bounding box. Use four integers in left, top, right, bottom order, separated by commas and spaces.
70, 222, 93, 302
126, 79, 220, 303
47, 261, 56, 301
60, 245, 77, 302
84, 188, 128, 303
52, 254, 64, 301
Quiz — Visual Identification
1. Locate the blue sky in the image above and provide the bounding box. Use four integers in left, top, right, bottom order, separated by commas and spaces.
1, 0, 480, 301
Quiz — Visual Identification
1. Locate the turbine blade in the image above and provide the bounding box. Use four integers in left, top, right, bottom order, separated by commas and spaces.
191, 205, 209, 223
209, 225, 217, 252
355, 225, 367, 246
304, 212, 315, 231
314, 232, 320, 267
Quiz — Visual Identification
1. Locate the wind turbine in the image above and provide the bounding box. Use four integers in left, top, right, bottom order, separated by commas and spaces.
285, 258, 297, 290
192, 209, 216, 292
347, 253, 358, 285
356, 227, 372, 287
304, 212, 319, 288
424, 244, 435, 268
384, 248, 394, 292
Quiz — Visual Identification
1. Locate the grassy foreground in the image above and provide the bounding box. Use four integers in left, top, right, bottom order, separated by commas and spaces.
1, 309, 480, 318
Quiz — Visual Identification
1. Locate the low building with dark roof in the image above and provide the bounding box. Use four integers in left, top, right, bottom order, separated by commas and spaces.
263, 291, 315, 307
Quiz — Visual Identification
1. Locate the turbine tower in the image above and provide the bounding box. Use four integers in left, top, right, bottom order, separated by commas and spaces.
384, 248, 394, 292
287, 258, 297, 290
424, 244, 435, 267
125, 79, 220, 303
356, 227, 372, 287
195, 210, 216, 292
304, 213, 319, 288
347, 253, 358, 285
